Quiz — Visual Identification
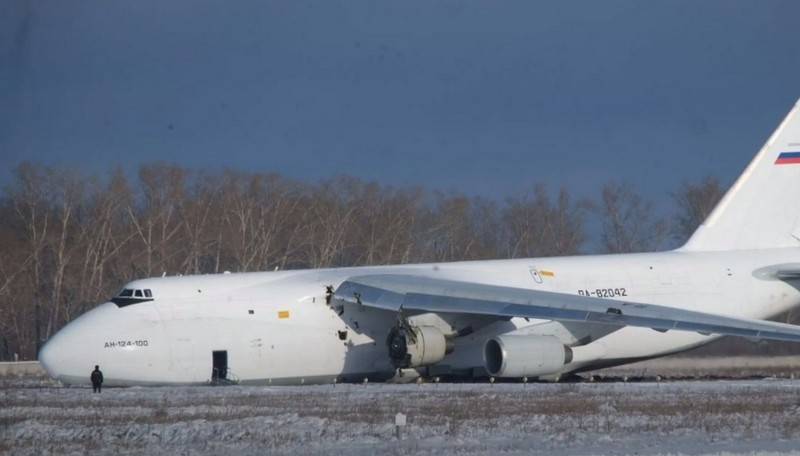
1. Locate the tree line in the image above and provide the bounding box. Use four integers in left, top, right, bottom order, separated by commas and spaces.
0, 162, 724, 360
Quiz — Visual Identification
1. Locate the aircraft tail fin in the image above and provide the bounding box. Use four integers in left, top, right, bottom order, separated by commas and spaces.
683, 99, 800, 251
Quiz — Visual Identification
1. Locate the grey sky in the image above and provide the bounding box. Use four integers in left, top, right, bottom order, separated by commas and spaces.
1, 0, 799, 204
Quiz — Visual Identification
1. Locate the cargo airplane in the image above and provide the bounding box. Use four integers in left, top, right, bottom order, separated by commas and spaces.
39, 99, 800, 385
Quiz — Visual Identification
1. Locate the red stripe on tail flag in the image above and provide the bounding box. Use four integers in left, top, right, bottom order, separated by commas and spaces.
775, 152, 800, 165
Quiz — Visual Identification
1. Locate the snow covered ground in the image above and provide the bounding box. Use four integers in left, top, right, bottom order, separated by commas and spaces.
594, 356, 800, 380
5, 377, 800, 455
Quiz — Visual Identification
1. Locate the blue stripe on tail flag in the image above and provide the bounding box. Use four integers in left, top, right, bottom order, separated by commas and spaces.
775, 152, 800, 165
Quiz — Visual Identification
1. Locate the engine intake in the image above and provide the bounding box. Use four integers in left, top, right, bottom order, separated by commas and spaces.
484, 335, 573, 378
387, 325, 453, 368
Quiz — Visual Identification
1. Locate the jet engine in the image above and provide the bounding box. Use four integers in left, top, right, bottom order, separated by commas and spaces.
387, 325, 454, 368
483, 335, 573, 378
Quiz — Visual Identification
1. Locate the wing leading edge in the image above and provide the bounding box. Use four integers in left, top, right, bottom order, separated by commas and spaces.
334, 274, 800, 343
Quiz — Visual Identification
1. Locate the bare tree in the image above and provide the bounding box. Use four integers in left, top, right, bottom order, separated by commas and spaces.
220, 171, 304, 272
127, 164, 187, 277
597, 181, 669, 254
42, 168, 87, 340
503, 185, 586, 258
345, 182, 422, 266
73, 169, 135, 311
415, 194, 500, 262
672, 176, 725, 244
303, 177, 361, 268
178, 173, 222, 274
8, 163, 50, 354
0, 198, 31, 359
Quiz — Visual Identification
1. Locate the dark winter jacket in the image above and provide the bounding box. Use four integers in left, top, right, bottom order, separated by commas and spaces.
91, 369, 103, 385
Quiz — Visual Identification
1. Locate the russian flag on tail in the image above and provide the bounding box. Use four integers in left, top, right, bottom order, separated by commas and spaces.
775, 152, 800, 165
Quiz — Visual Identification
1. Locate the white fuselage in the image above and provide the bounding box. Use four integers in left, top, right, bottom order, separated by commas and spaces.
38, 248, 800, 386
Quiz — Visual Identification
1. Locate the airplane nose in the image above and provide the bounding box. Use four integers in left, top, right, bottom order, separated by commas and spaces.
38, 301, 164, 385
37, 302, 122, 384
38, 335, 66, 380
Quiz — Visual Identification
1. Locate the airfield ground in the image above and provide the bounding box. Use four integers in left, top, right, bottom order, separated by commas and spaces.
5, 359, 800, 455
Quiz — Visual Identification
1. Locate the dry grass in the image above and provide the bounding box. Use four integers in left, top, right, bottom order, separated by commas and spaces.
3, 380, 800, 455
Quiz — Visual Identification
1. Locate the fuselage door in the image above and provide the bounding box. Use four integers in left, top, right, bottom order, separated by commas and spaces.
212, 350, 228, 382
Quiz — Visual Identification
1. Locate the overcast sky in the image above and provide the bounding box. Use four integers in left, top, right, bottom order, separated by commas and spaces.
1, 0, 799, 205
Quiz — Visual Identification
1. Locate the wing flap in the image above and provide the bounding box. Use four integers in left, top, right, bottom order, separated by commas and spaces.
334, 274, 800, 343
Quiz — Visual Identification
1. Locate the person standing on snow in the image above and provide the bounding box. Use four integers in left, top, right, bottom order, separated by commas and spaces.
90, 365, 104, 393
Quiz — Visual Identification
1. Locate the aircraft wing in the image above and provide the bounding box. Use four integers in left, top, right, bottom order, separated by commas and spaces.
334, 274, 800, 343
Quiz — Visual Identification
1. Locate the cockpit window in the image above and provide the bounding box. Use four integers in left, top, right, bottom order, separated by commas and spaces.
112, 288, 155, 308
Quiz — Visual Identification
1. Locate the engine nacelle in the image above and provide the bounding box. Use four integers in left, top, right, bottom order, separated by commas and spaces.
484, 335, 573, 378
387, 325, 453, 368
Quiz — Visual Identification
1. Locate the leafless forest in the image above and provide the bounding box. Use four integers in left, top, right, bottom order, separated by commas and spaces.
0, 162, 724, 361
